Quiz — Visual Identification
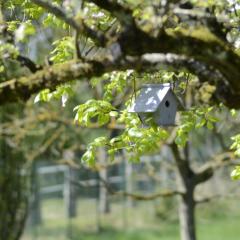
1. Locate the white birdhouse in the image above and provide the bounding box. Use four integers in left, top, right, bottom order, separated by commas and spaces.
129, 83, 184, 126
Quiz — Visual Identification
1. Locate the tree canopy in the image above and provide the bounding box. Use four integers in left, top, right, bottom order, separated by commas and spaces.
1, 0, 240, 179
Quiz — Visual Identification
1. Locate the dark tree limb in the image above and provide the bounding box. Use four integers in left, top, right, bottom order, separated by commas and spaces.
169, 142, 194, 180
16, 55, 42, 73
0, 60, 105, 104
196, 190, 239, 204
0, 1, 240, 109
86, 0, 135, 26
1, 53, 240, 107
72, 177, 183, 201
195, 152, 234, 184
173, 7, 229, 42
4, 0, 240, 108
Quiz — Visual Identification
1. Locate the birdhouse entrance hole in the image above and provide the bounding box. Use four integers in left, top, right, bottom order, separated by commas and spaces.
165, 100, 170, 108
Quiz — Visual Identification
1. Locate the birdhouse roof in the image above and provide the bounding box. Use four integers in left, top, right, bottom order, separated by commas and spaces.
129, 83, 183, 113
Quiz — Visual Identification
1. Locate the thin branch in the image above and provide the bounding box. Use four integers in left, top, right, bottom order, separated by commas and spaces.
196, 190, 240, 204
32, 0, 78, 28
74, 30, 82, 60
196, 193, 222, 204
72, 177, 183, 201
86, 0, 134, 26
195, 151, 234, 184
31, 0, 106, 46
27, 126, 64, 162
16, 55, 42, 73
0, 19, 41, 73
118, 190, 182, 201
169, 142, 189, 177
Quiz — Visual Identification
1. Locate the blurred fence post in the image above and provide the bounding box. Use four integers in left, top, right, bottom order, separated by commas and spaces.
96, 172, 101, 232
28, 161, 42, 226
125, 157, 134, 208
98, 147, 110, 214
64, 166, 78, 218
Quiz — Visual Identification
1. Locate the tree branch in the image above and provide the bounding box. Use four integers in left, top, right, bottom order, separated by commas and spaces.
27, 126, 64, 162
169, 142, 191, 178
16, 55, 42, 73
72, 177, 183, 201
173, 7, 229, 42
86, 0, 134, 26
195, 152, 234, 184
1, 2, 240, 109
0, 60, 105, 104
195, 193, 222, 204
0, 53, 239, 106
116, 24, 240, 108
31, 0, 106, 46
196, 190, 240, 204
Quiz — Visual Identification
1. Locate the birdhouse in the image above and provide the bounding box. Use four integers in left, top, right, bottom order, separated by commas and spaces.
129, 83, 184, 126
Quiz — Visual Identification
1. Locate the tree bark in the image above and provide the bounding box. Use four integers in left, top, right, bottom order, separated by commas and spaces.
179, 187, 196, 240
170, 143, 197, 240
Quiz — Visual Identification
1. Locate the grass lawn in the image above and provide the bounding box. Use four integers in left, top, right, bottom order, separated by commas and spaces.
22, 198, 240, 240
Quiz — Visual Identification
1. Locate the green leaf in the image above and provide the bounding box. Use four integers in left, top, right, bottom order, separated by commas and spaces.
196, 118, 206, 128
206, 121, 214, 130
231, 109, 237, 117
81, 149, 95, 166
92, 137, 108, 147
231, 166, 240, 180
34, 89, 51, 103
175, 134, 187, 147
109, 111, 119, 117
74, 100, 114, 126
15, 21, 36, 42
50, 37, 74, 63
98, 114, 110, 126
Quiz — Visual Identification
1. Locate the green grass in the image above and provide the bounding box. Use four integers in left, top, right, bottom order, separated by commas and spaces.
22, 198, 240, 240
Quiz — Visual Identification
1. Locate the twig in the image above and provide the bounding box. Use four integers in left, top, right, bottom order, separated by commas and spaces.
31, 0, 106, 46
73, 176, 183, 200
16, 55, 42, 73
86, 0, 134, 26
27, 126, 64, 162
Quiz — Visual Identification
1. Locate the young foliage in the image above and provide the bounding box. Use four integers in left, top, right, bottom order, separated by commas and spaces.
50, 37, 75, 63
34, 84, 74, 107
231, 166, 240, 180
175, 106, 218, 146
74, 100, 116, 127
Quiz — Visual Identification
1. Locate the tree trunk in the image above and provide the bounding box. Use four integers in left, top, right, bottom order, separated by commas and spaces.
179, 187, 196, 240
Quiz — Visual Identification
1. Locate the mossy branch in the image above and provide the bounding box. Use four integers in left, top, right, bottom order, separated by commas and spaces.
1, 51, 240, 108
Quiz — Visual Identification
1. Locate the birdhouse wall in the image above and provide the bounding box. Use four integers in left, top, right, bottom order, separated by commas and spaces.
154, 91, 177, 126
138, 112, 154, 125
